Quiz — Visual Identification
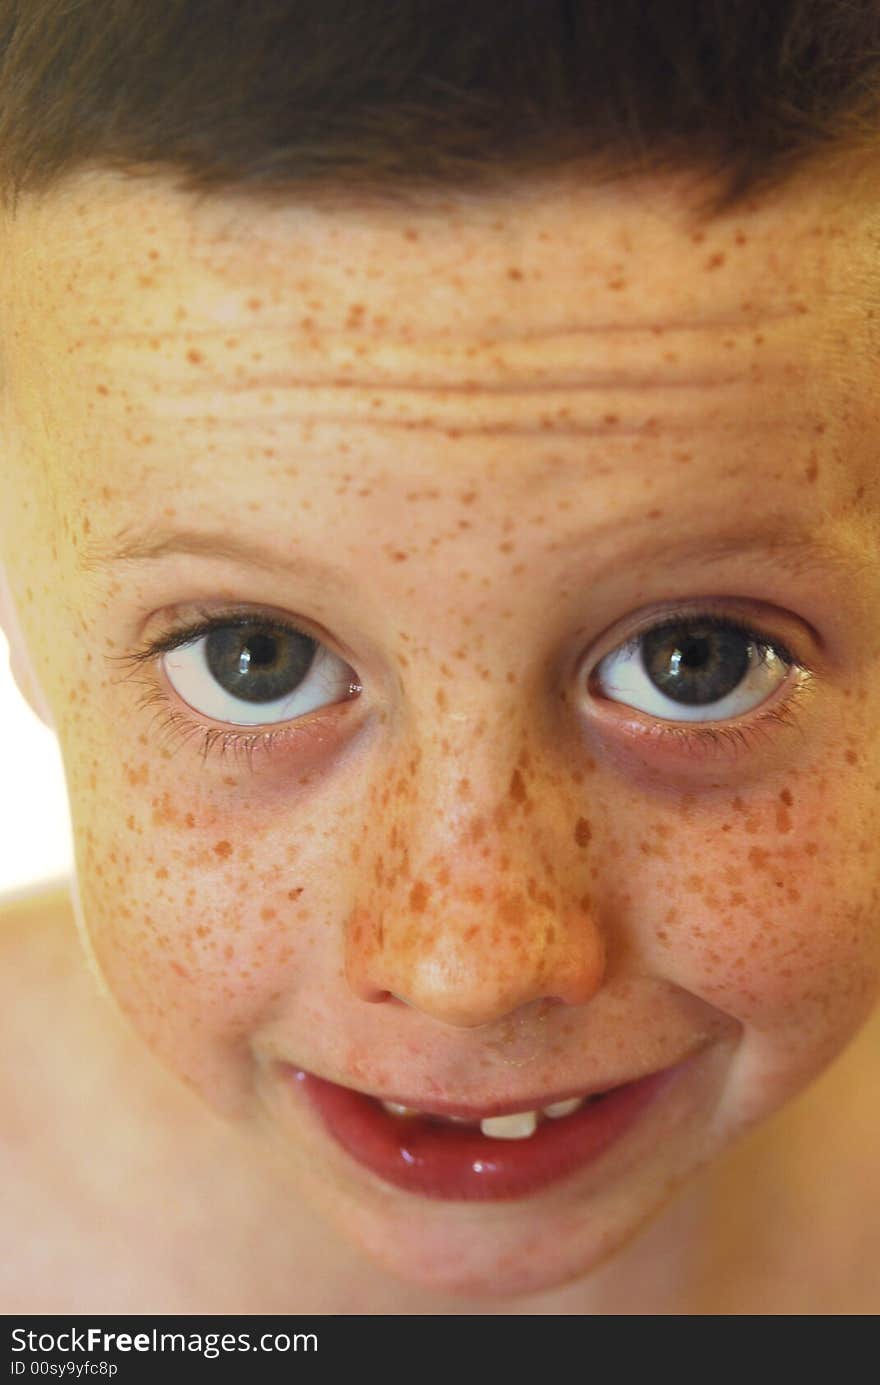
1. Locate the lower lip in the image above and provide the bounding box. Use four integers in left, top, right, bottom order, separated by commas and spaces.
288, 1066, 678, 1202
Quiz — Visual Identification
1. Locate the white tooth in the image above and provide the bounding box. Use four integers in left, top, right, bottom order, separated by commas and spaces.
480, 1110, 538, 1140
381, 1101, 419, 1118
543, 1097, 583, 1119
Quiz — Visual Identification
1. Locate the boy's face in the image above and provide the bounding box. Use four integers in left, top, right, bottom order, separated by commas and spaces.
2, 166, 880, 1298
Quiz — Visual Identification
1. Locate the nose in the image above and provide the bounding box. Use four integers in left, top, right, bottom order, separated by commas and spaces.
346, 892, 606, 1028
344, 770, 606, 1029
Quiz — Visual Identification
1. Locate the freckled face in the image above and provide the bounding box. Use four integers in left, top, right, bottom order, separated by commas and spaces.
2, 167, 880, 1298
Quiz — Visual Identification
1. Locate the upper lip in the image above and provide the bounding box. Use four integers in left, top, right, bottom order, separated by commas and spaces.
292, 1052, 696, 1120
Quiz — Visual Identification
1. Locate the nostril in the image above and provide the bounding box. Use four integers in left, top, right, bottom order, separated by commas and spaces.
360, 985, 394, 1005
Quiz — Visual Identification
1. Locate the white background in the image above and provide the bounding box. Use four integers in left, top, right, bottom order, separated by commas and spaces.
0, 628, 75, 902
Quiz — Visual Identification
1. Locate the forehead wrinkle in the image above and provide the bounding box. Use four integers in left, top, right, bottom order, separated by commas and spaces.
115, 384, 811, 438
73, 307, 814, 389
60, 301, 844, 447
70, 322, 827, 439
78, 304, 805, 346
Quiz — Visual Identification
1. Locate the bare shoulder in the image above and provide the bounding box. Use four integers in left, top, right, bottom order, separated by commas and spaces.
0, 878, 98, 1064
0, 877, 84, 973
0, 879, 131, 1103
693, 1001, 880, 1314
0, 882, 223, 1310
0, 882, 339, 1313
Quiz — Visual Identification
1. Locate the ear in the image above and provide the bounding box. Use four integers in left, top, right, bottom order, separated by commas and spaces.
0, 556, 56, 732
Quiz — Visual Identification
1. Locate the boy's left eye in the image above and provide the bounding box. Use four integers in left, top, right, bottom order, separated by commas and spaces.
589, 612, 798, 724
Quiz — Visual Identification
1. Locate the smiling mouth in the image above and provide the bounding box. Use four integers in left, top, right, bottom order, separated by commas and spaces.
284, 1063, 686, 1201
379, 1094, 594, 1139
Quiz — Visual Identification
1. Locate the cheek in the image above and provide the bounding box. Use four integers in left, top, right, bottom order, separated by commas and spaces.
64, 738, 333, 1107
641, 782, 880, 1043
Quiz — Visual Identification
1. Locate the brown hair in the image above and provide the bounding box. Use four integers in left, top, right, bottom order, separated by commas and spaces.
1, 1, 880, 218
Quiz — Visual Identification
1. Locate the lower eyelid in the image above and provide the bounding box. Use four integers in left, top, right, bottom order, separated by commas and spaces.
589, 671, 814, 764
147, 683, 364, 773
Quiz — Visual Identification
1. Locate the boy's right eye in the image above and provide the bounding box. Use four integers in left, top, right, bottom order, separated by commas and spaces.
158, 615, 356, 727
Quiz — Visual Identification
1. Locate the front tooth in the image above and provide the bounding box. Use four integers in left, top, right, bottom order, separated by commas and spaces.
480, 1110, 538, 1140
381, 1101, 419, 1118
543, 1097, 583, 1119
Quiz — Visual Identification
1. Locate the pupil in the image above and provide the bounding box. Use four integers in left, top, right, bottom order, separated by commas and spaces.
679, 635, 709, 668
245, 632, 277, 669
642, 622, 750, 706
205, 623, 317, 703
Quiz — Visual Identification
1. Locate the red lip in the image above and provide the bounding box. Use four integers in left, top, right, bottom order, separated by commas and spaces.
285, 1063, 683, 1202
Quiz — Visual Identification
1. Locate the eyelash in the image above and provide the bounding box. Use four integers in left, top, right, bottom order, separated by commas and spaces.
592, 610, 813, 761
108, 605, 813, 773
109, 607, 361, 774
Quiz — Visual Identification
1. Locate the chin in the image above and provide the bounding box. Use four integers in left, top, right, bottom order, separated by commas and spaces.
296, 1158, 690, 1303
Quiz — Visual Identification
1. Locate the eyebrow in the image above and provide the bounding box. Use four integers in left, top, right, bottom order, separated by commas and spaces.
80, 520, 876, 589
82, 526, 298, 576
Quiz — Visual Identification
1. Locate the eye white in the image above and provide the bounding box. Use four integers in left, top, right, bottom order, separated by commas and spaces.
592, 626, 791, 724
162, 625, 356, 727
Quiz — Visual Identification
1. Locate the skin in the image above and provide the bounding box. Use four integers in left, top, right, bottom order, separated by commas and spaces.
1, 162, 880, 1308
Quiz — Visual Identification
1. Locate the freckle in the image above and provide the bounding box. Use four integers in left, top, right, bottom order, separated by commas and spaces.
775, 803, 792, 833
509, 769, 528, 804
805, 455, 819, 484
574, 817, 592, 847
288, 887, 304, 900
436, 687, 448, 711
186, 348, 204, 364
603, 413, 619, 425
507, 266, 524, 280
155, 866, 168, 880
260, 907, 277, 922
734, 231, 747, 245
404, 228, 420, 241
845, 749, 858, 765
705, 252, 725, 270
213, 840, 232, 858
690, 230, 706, 244
96, 383, 109, 396
608, 278, 626, 291
410, 880, 430, 913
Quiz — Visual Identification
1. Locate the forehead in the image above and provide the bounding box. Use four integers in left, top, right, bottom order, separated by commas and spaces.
1, 166, 878, 586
